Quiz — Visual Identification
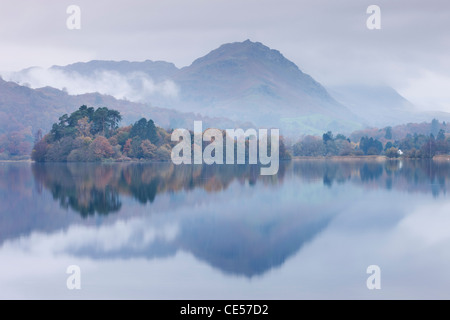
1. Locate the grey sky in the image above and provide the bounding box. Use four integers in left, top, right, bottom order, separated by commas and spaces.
1, 0, 449, 111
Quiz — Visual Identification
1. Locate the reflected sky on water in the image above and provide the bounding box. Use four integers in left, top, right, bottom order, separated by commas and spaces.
0, 160, 450, 299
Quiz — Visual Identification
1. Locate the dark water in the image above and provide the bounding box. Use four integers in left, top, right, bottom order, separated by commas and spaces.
1, 160, 450, 299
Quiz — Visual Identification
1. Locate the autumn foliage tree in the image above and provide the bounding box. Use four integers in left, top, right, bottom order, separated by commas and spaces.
89, 136, 114, 160
141, 140, 157, 159
1, 129, 33, 160
32, 105, 175, 162
123, 139, 132, 156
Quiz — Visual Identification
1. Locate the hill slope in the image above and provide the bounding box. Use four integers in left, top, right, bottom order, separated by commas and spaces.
329, 85, 450, 128
8, 40, 363, 135
172, 40, 361, 133
8, 40, 450, 138
0, 78, 241, 158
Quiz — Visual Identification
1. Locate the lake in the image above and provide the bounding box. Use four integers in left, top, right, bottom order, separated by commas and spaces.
1, 159, 450, 299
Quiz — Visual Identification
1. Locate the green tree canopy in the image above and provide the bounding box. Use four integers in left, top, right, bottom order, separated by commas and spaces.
130, 118, 159, 144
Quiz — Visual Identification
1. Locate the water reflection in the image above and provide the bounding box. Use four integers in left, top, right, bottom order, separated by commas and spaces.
1, 159, 449, 281
4, 161, 331, 278
292, 159, 449, 196
29, 160, 450, 219
31, 162, 288, 217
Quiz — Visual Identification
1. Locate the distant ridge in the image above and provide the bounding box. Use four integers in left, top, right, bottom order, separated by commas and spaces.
172, 40, 361, 134
10, 40, 363, 135
5, 40, 450, 139
0, 77, 246, 158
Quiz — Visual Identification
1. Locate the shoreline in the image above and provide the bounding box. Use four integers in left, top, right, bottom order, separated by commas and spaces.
292, 155, 387, 161
2, 155, 450, 163
293, 155, 450, 161
0, 159, 33, 163
433, 155, 450, 161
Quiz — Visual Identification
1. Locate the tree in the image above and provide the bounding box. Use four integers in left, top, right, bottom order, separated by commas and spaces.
129, 137, 143, 159
437, 129, 445, 141
155, 144, 172, 160
49, 106, 121, 141
147, 119, 159, 144
92, 108, 109, 135
324, 140, 338, 155
130, 118, 148, 139
67, 105, 95, 127
359, 136, 382, 155
385, 126, 392, 140
431, 119, 440, 137
385, 147, 399, 158
44, 137, 75, 161
6, 130, 32, 156
116, 128, 130, 146
123, 138, 132, 156
50, 114, 70, 140
436, 137, 449, 155
384, 141, 393, 151
420, 137, 437, 158
91, 107, 122, 137
76, 117, 91, 137
130, 118, 159, 144
31, 139, 48, 162
107, 109, 122, 131
279, 137, 291, 160
335, 134, 348, 141
141, 140, 157, 159
293, 136, 325, 157
322, 131, 333, 143
89, 136, 114, 159
335, 139, 353, 156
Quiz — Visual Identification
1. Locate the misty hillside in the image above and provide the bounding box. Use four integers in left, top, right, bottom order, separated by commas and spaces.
0, 78, 242, 158
329, 85, 450, 127
9, 40, 363, 135
6, 40, 450, 138
329, 85, 421, 127
171, 40, 362, 134
0, 77, 228, 133
51, 60, 178, 82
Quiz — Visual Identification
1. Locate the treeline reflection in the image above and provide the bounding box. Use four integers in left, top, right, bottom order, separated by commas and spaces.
31, 160, 450, 217
292, 159, 450, 196
31, 163, 288, 217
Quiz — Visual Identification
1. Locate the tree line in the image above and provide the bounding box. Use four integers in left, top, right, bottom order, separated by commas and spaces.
31, 106, 450, 162
31, 105, 292, 162
293, 122, 450, 159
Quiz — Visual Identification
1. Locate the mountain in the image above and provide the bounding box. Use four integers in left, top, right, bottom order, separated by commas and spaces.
171, 40, 361, 134
328, 85, 420, 127
328, 85, 450, 127
8, 40, 363, 135
7, 40, 450, 139
0, 78, 243, 159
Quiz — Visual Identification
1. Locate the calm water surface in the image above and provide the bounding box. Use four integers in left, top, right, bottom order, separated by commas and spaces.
1, 160, 450, 299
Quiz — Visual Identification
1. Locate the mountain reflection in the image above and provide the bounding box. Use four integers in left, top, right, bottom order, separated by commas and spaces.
0, 159, 448, 278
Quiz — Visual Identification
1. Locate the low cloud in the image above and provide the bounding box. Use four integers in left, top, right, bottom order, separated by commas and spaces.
5, 68, 179, 102
397, 70, 450, 112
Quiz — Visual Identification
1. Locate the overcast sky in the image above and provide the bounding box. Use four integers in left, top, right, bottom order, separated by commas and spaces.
1, 0, 449, 111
